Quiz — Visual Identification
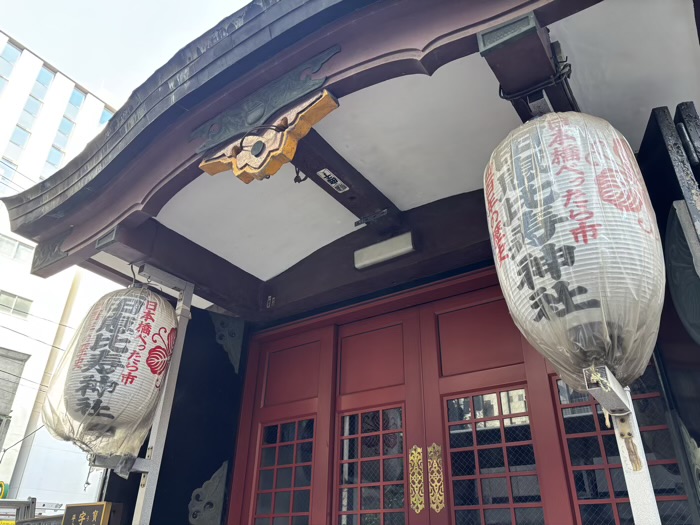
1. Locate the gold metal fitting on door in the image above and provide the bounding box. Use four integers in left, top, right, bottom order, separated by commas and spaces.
427, 443, 445, 513
408, 445, 425, 514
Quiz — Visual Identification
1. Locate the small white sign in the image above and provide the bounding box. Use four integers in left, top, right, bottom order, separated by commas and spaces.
317, 168, 349, 193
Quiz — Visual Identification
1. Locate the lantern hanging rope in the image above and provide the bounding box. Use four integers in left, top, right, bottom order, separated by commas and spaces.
484, 112, 665, 392
42, 286, 178, 465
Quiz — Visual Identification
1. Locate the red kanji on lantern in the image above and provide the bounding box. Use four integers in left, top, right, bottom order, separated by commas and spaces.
121, 371, 137, 385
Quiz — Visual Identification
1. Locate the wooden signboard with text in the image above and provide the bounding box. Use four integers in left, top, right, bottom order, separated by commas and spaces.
60, 503, 120, 525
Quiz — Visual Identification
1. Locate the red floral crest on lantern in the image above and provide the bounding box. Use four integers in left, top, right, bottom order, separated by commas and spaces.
147, 327, 177, 378
596, 167, 644, 213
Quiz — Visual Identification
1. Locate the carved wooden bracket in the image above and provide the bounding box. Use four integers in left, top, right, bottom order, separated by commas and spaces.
199, 90, 338, 183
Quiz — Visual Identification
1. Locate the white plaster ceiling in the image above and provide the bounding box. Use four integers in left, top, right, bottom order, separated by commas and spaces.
315, 53, 522, 211
550, 0, 700, 150
156, 0, 700, 281
157, 53, 521, 280
157, 164, 360, 280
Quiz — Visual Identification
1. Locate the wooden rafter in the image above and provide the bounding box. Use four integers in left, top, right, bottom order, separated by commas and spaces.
100, 219, 263, 319
293, 129, 402, 232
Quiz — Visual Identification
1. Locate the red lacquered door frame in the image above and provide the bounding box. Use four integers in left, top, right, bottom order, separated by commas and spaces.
522, 343, 576, 525
334, 308, 430, 525
228, 326, 337, 525
419, 286, 576, 525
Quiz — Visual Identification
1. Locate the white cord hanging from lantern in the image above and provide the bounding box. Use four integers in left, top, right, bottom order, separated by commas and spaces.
484, 112, 665, 392
42, 286, 177, 460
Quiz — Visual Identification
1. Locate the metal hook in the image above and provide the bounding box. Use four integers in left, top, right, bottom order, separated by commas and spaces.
293, 166, 308, 183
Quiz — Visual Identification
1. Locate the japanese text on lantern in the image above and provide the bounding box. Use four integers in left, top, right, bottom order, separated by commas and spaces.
122, 300, 158, 386
550, 119, 601, 245
73, 306, 104, 371
75, 296, 143, 420
489, 118, 601, 323
485, 164, 508, 265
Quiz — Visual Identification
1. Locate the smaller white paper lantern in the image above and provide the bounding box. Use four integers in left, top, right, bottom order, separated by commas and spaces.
62, 287, 177, 430
484, 112, 665, 391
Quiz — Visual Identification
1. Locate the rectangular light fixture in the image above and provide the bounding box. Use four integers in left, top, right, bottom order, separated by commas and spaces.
354, 232, 414, 270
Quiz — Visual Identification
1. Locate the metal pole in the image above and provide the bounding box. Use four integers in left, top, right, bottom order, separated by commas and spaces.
610, 388, 661, 525
131, 267, 194, 525
585, 367, 661, 524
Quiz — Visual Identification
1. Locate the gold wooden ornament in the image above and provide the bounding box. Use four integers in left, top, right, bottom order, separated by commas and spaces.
408, 445, 425, 514
199, 90, 338, 183
427, 443, 445, 513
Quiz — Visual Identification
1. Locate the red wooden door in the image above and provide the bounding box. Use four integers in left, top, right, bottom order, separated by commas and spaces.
231, 326, 337, 525
334, 308, 430, 525
419, 286, 576, 525
231, 279, 584, 525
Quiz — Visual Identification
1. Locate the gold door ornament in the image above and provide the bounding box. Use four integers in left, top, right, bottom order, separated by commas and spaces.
427, 443, 445, 513
408, 445, 425, 514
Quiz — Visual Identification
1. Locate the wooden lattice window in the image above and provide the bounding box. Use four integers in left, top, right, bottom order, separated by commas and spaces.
253, 418, 315, 525
553, 365, 693, 524
444, 385, 545, 524
337, 406, 407, 525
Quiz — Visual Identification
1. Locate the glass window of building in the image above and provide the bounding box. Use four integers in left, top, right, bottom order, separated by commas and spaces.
64, 88, 86, 120
69, 88, 86, 107
4, 126, 30, 162
0, 158, 17, 181
30, 66, 54, 100
0, 42, 21, 81
53, 117, 75, 150
0, 234, 33, 263
18, 95, 42, 130
0, 291, 32, 319
0, 43, 21, 64
24, 96, 41, 116
100, 108, 114, 124
36, 66, 53, 87
10, 126, 29, 147
58, 117, 75, 136
46, 146, 64, 167
0, 158, 18, 196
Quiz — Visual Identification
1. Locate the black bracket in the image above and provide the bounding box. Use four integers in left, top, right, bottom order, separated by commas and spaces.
355, 209, 388, 227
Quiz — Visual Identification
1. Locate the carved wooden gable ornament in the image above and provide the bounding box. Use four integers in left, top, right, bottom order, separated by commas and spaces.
200, 90, 338, 183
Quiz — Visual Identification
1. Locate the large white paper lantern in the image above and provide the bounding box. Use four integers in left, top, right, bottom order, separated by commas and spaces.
484, 112, 665, 391
62, 287, 177, 429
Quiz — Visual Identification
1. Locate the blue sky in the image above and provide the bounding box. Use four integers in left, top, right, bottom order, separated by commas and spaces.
2, 0, 250, 107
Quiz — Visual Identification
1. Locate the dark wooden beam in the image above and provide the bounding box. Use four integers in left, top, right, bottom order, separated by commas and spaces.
293, 129, 402, 232
479, 13, 579, 122
637, 102, 700, 242
80, 259, 134, 288
262, 190, 492, 321
101, 219, 263, 319
32, 191, 491, 324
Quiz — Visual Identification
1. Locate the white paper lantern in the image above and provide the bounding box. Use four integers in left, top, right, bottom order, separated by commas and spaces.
484, 112, 665, 391
63, 287, 178, 430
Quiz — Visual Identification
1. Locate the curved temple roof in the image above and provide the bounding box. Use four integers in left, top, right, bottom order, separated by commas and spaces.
9, 0, 692, 324
0, 0, 376, 238
0, 0, 596, 243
